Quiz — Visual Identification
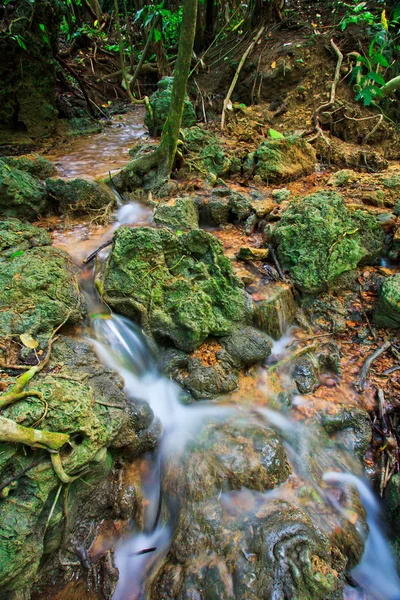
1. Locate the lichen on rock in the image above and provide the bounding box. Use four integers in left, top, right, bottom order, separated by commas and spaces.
46, 177, 116, 216
0, 159, 48, 220
144, 76, 196, 136
273, 191, 384, 293
99, 226, 253, 352
245, 135, 316, 183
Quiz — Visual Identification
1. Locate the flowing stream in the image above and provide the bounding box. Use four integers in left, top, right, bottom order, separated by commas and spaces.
47, 109, 400, 600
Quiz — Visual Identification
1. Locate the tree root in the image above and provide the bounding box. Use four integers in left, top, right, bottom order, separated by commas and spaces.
0, 415, 69, 451
308, 38, 343, 146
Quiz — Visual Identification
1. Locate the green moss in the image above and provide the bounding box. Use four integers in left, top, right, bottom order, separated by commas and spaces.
153, 196, 199, 230
46, 177, 116, 216
0, 245, 82, 351
273, 192, 384, 293
144, 76, 196, 135
0, 219, 50, 258
245, 136, 316, 183
0, 160, 48, 220
373, 274, 400, 328
2, 154, 57, 179
100, 227, 253, 351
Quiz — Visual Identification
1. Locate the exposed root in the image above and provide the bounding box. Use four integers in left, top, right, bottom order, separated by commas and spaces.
354, 341, 391, 392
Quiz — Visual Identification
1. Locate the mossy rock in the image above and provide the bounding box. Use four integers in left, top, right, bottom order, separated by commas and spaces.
144, 76, 196, 136
100, 227, 253, 352
245, 136, 316, 183
273, 192, 384, 293
253, 283, 296, 339
0, 219, 50, 257
221, 326, 272, 367
153, 197, 199, 230
0, 160, 48, 219
373, 274, 400, 328
0, 243, 83, 352
46, 177, 116, 216
181, 126, 237, 178
2, 154, 57, 179
0, 335, 156, 596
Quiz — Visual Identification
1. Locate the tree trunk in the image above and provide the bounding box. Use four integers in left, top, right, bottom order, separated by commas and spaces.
159, 0, 198, 175
205, 0, 217, 44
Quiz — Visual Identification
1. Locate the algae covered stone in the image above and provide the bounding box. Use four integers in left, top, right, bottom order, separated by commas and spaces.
245, 136, 316, 183
273, 192, 384, 293
0, 336, 156, 597
144, 76, 196, 135
0, 242, 82, 351
373, 274, 400, 328
2, 154, 57, 179
0, 218, 50, 257
154, 196, 199, 230
46, 177, 116, 215
181, 126, 238, 178
0, 159, 48, 219
100, 227, 253, 351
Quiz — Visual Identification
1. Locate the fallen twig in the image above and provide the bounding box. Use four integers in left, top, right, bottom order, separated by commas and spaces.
267, 244, 286, 282
83, 239, 113, 265
354, 340, 391, 392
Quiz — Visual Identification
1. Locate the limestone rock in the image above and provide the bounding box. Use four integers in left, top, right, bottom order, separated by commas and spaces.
100, 227, 253, 352
153, 197, 199, 230
0, 160, 48, 219
245, 136, 316, 183
273, 192, 384, 293
373, 274, 400, 328
144, 77, 196, 136
2, 154, 57, 179
46, 177, 116, 216
237, 246, 269, 261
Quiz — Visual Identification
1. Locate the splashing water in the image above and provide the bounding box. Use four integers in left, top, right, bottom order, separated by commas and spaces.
324, 472, 400, 600
88, 312, 400, 600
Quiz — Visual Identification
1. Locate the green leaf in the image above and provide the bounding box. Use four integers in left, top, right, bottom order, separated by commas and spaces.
154, 28, 162, 43
367, 71, 386, 86
372, 53, 390, 68
16, 37, 27, 50
269, 128, 285, 139
39, 23, 46, 32
42, 34, 50, 44
20, 333, 39, 349
9, 250, 24, 259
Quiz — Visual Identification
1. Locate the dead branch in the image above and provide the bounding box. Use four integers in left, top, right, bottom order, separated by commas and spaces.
354, 340, 391, 392
221, 26, 265, 131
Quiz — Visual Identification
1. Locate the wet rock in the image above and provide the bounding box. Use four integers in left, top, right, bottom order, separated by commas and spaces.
301, 292, 348, 333
0, 230, 82, 352
149, 418, 361, 600
384, 473, 400, 538
273, 192, 384, 293
46, 177, 116, 216
0, 336, 157, 597
373, 274, 400, 328
292, 356, 319, 394
253, 282, 296, 339
249, 196, 274, 217
272, 187, 291, 203
207, 196, 230, 225
145, 77, 196, 136
154, 196, 199, 230
221, 326, 272, 367
327, 169, 358, 187
0, 218, 50, 257
181, 126, 240, 179
0, 160, 48, 220
237, 246, 269, 261
320, 407, 371, 461
245, 136, 316, 183
100, 227, 253, 352
2, 154, 57, 179
180, 357, 239, 399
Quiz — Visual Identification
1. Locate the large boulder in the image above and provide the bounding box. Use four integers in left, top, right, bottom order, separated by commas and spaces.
181, 126, 239, 179
0, 160, 48, 219
373, 274, 400, 328
245, 135, 316, 183
99, 227, 253, 352
154, 196, 199, 230
0, 223, 82, 354
273, 192, 384, 293
144, 77, 196, 136
2, 154, 57, 179
0, 336, 158, 597
46, 177, 116, 216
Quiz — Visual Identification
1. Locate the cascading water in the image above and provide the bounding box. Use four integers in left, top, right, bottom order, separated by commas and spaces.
86, 308, 400, 600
